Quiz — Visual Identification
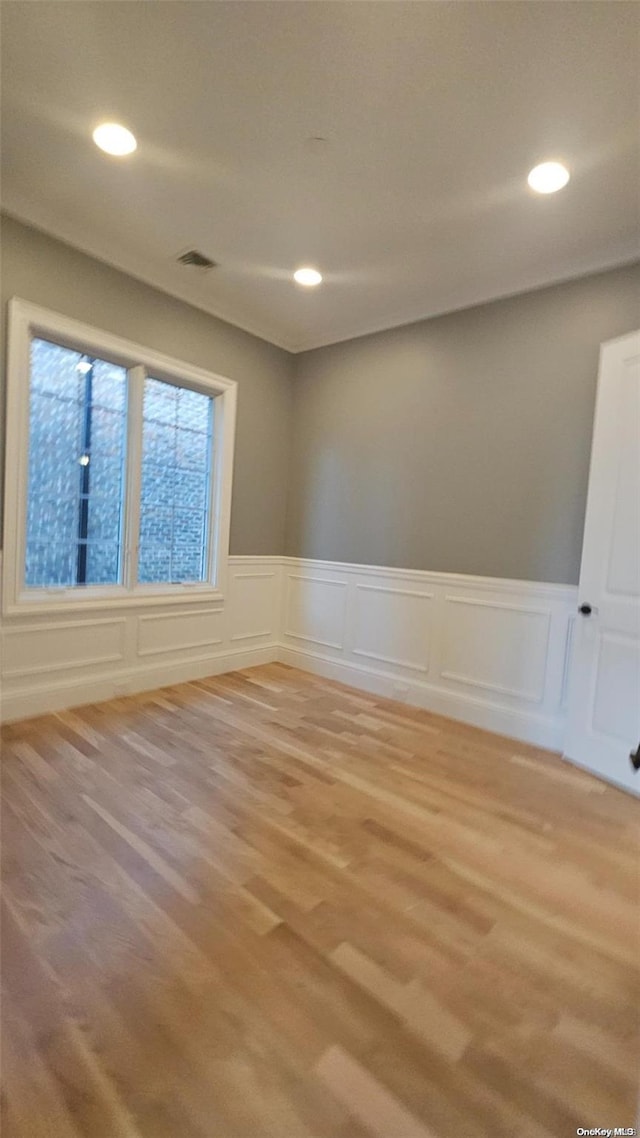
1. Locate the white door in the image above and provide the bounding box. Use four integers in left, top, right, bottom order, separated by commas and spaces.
565, 330, 640, 795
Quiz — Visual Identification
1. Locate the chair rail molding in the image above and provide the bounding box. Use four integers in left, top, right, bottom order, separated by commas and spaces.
1, 553, 577, 750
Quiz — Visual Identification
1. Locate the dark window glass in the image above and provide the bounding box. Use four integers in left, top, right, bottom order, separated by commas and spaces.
26, 338, 127, 588
138, 378, 213, 584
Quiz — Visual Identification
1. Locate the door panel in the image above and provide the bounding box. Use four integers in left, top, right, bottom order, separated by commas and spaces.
565, 331, 640, 795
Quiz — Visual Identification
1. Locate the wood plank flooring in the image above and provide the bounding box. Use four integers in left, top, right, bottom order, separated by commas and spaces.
1, 663, 638, 1137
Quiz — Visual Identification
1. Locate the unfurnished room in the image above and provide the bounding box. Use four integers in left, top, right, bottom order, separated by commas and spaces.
0, 2, 639, 1136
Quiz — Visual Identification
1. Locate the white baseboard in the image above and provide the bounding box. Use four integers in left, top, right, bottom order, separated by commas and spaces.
279, 644, 566, 751
0, 556, 281, 724
2, 644, 278, 723
2, 554, 577, 752
278, 557, 576, 752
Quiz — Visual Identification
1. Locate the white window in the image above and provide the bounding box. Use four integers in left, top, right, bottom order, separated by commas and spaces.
3, 299, 237, 614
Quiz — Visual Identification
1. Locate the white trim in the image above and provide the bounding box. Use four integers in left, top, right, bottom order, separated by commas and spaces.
232, 571, 277, 579
442, 594, 555, 616
136, 608, 224, 657
286, 573, 348, 588
2, 616, 127, 679
439, 595, 551, 703
355, 583, 435, 600
560, 615, 576, 710
283, 573, 348, 649
230, 630, 273, 642
2, 298, 237, 616
1, 645, 278, 723
279, 556, 573, 599
282, 630, 344, 651
1, 553, 579, 755
3, 588, 227, 619
123, 364, 145, 592
278, 556, 577, 750
351, 583, 434, 673
8, 298, 238, 394
227, 555, 282, 564
278, 644, 566, 752
351, 648, 429, 673
437, 667, 548, 705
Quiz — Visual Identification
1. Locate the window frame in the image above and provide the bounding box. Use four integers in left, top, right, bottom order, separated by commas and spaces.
3, 298, 237, 616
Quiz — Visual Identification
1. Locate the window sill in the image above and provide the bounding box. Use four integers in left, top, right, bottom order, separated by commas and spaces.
3, 586, 226, 619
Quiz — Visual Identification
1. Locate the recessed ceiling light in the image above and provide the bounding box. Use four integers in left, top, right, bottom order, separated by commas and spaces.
527, 161, 570, 194
294, 267, 322, 287
92, 122, 137, 156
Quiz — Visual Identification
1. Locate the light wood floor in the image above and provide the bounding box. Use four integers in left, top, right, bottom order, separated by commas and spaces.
1, 663, 638, 1138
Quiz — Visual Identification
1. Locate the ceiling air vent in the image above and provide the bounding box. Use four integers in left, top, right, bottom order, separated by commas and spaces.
176, 249, 217, 270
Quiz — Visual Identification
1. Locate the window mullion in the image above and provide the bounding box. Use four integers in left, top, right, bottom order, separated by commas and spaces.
123, 365, 145, 591
76, 358, 95, 585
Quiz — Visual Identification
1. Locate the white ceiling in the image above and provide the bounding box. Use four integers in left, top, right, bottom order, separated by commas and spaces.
2, 2, 638, 352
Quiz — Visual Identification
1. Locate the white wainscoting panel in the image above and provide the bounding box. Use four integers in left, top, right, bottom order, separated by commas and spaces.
1, 553, 578, 751
229, 569, 279, 643
440, 596, 550, 703
353, 584, 433, 673
2, 617, 126, 679
0, 557, 281, 722
137, 607, 224, 657
592, 632, 639, 741
284, 573, 348, 650
279, 558, 577, 750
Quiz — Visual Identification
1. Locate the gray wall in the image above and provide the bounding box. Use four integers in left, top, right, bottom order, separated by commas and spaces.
286, 263, 640, 584
1, 215, 295, 555
3, 217, 638, 584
